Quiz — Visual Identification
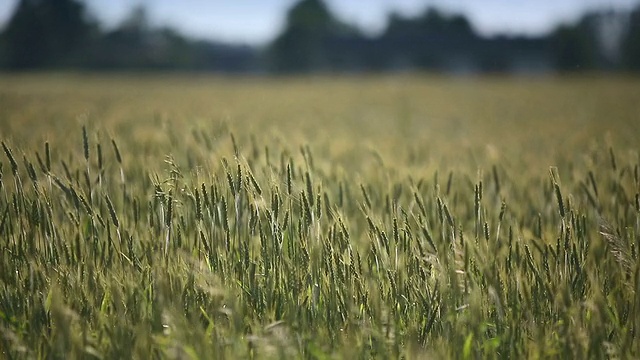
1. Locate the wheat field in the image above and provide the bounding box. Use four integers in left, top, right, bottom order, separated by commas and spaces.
0, 73, 639, 358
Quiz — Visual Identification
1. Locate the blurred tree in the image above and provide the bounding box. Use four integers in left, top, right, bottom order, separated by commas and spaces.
269, 0, 358, 72
381, 8, 477, 70
1, 0, 96, 68
621, 6, 640, 70
96, 5, 152, 68
418, 8, 475, 36
90, 4, 259, 71
551, 20, 597, 71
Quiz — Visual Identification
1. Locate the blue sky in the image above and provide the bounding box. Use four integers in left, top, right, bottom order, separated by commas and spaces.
1, 0, 639, 45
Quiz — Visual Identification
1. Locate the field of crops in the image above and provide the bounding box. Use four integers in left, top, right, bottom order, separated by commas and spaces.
1, 73, 639, 358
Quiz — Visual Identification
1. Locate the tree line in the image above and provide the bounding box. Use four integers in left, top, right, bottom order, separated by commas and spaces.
1, 0, 639, 73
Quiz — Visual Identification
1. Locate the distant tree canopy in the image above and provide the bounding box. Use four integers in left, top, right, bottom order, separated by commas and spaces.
1, 0, 96, 68
551, 19, 599, 71
0, 0, 639, 73
621, 7, 640, 70
386, 9, 475, 38
94, 5, 170, 69
378, 8, 480, 70
269, 0, 359, 72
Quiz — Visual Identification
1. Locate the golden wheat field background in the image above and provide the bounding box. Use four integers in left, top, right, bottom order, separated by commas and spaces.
2, 74, 638, 166
1, 73, 639, 358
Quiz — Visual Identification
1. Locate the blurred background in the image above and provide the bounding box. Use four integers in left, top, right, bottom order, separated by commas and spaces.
0, 0, 639, 74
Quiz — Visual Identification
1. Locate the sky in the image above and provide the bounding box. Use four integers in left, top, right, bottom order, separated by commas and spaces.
0, 0, 639, 45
